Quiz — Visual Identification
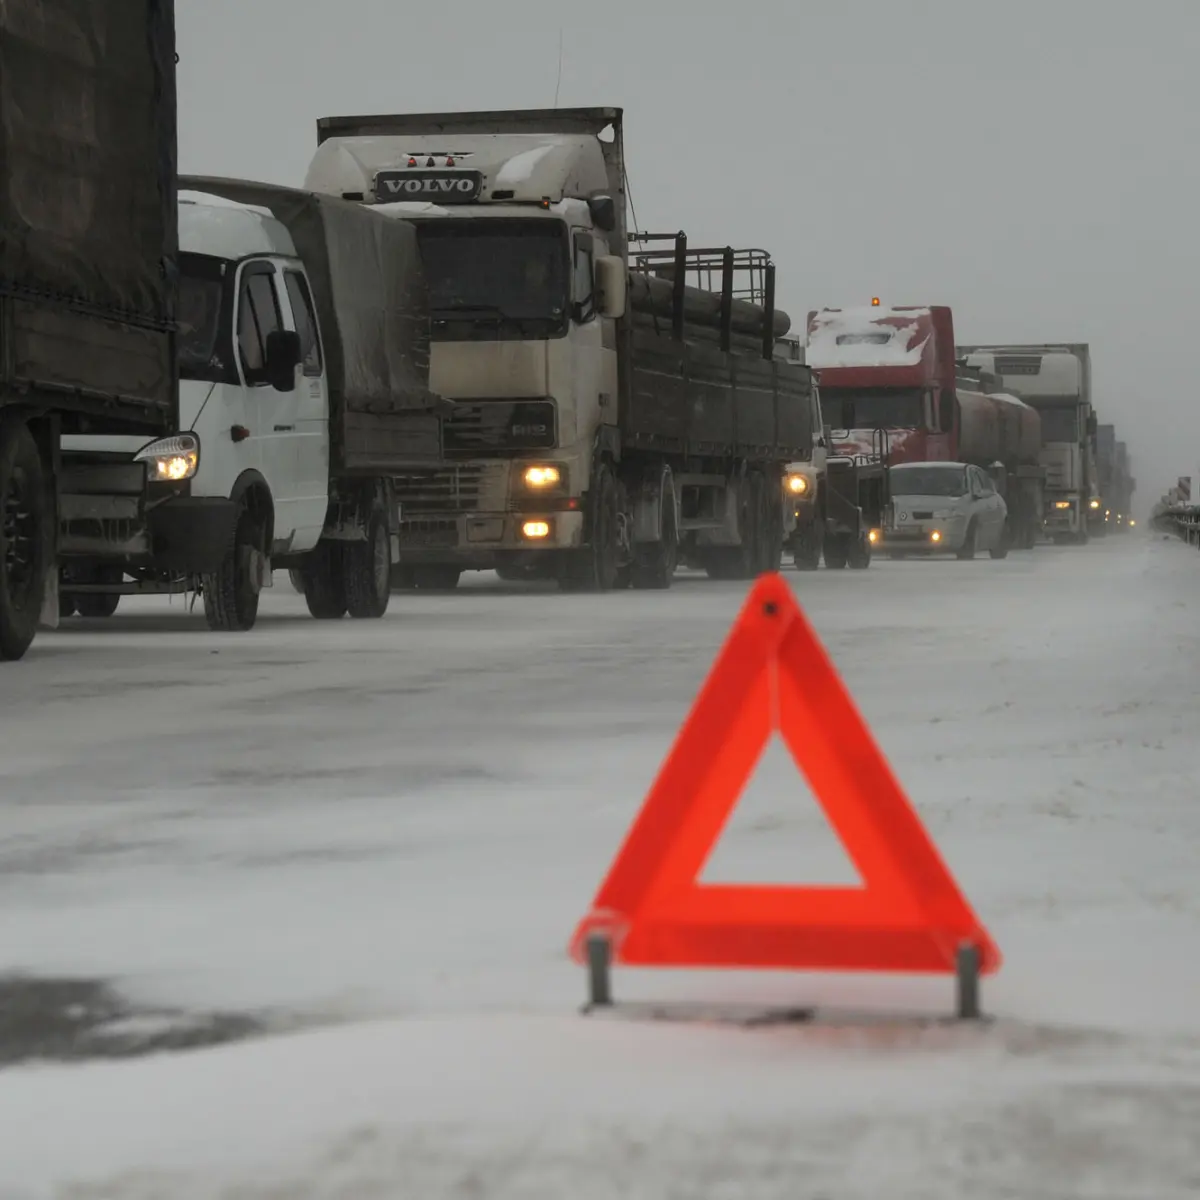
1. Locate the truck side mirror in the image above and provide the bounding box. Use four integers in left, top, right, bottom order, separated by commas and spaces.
588, 193, 617, 233
594, 255, 627, 319
264, 330, 301, 393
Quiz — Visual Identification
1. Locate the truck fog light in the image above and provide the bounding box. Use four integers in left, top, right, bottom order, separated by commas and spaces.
868, 528, 879, 544
930, 530, 942, 543
522, 520, 551, 540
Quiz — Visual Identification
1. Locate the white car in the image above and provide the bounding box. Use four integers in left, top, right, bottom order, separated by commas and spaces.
884, 462, 1009, 559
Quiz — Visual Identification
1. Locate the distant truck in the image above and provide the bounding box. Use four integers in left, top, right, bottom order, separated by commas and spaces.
0, 0, 178, 659
1095, 424, 1137, 532
804, 304, 1044, 549
959, 343, 1098, 544
61, 180, 447, 629
304, 107, 812, 591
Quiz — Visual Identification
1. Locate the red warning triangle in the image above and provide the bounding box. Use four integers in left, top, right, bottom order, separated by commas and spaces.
569, 573, 1001, 975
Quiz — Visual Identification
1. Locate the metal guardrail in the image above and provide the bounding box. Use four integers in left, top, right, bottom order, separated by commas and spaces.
1151, 504, 1200, 545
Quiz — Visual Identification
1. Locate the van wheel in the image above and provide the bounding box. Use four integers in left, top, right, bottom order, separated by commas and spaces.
0, 419, 49, 661
344, 508, 392, 618
303, 540, 347, 620
203, 498, 263, 631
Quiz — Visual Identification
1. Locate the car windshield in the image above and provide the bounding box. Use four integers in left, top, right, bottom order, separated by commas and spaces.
178, 253, 230, 382
824, 387, 925, 429
890, 466, 968, 497
415, 218, 569, 340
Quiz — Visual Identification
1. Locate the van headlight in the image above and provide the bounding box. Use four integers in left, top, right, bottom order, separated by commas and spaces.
135, 433, 200, 482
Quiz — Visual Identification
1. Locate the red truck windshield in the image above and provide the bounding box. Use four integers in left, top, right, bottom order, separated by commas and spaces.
822, 387, 925, 429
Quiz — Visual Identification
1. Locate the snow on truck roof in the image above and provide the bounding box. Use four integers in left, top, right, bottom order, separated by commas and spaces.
805, 306, 932, 369
178, 190, 296, 259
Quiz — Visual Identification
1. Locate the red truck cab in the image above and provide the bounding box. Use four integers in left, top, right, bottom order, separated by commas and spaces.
805, 304, 956, 464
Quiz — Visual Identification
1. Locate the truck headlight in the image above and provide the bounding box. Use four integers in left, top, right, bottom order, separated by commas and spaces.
785, 473, 810, 495
522, 464, 563, 489
1054, 500, 1072, 510
1089, 498, 1101, 510
134, 433, 199, 482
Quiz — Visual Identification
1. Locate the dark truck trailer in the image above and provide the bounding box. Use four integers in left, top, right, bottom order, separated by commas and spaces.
0, 0, 178, 659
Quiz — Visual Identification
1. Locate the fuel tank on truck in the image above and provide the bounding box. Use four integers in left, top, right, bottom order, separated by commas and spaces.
957, 388, 1040, 466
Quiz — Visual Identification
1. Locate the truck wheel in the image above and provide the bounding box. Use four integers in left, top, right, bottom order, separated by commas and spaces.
847, 535, 871, 569
755, 472, 782, 574
288, 568, 307, 594
203, 498, 263, 631
822, 534, 849, 569
75, 565, 123, 617
303, 540, 346, 619
631, 484, 678, 590
792, 526, 821, 570
412, 565, 462, 590
344, 508, 392, 619
559, 462, 620, 592
0, 419, 51, 661
704, 472, 761, 580
956, 521, 977, 561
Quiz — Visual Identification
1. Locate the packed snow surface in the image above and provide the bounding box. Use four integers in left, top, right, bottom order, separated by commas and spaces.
1, 536, 1199, 1198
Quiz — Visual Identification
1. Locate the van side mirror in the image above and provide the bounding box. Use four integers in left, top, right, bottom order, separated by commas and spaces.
264, 330, 301, 392
595, 255, 627, 319
588, 193, 617, 233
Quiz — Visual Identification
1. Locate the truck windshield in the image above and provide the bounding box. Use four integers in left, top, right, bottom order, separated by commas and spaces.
890, 466, 968, 497
1037, 405, 1079, 442
825, 387, 925, 429
178, 253, 231, 383
415, 218, 569, 341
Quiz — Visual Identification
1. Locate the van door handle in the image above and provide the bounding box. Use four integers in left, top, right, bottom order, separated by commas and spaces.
274, 424, 295, 432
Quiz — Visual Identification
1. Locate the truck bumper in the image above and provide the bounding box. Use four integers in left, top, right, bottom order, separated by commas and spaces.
1044, 499, 1080, 534
399, 509, 586, 567
147, 496, 237, 574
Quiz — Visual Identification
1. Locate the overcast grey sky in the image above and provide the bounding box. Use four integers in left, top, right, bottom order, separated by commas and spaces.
177, 0, 1200, 511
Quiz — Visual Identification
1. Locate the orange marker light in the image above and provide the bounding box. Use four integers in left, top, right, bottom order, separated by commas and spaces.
871, 297, 881, 306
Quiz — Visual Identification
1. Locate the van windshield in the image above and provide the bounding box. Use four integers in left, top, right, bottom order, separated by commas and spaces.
415, 218, 569, 341
890, 466, 968, 497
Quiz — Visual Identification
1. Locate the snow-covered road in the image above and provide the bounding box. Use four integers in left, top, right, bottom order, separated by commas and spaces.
1, 536, 1198, 1198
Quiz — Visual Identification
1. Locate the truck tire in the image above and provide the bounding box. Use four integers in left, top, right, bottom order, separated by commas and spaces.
756, 473, 783, 574
344, 508, 392, 619
303, 540, 347, 619
0, 419, 50, 661
956, 521, 977, 561
203, 497, 263, 632
558, 462, 620, 592
792, 524, 822, 570
74, 565, 123, 617
288, 568, 307, 594
631, 482, 678, 590
822, 533, 849, 569
847, 535, 871, 569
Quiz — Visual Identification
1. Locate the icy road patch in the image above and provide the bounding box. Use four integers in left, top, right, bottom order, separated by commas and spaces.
0, 537, 1198, 1197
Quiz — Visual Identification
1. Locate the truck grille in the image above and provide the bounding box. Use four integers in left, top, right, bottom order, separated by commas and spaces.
394, 465, 488, 515
444, 399, 557, 456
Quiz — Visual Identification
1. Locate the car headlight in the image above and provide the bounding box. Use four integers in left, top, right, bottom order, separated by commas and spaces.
134, 433, 199, 482
785, 473, 810, 495
522, 464, 564, 489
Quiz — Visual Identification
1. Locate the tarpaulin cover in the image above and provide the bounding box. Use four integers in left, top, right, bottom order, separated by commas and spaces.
0, 0, 177, 325
0, 0, 177, 428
